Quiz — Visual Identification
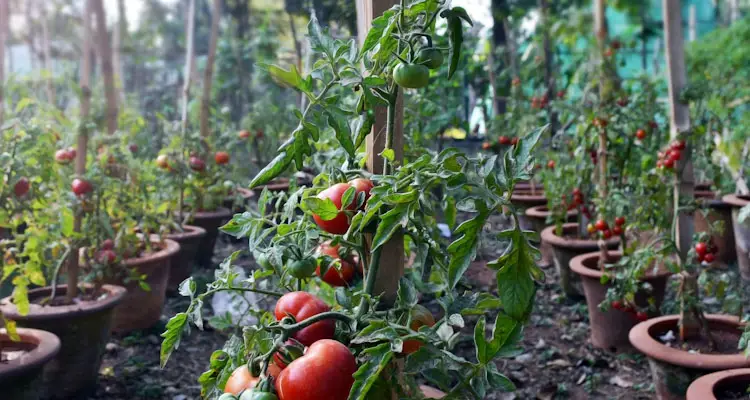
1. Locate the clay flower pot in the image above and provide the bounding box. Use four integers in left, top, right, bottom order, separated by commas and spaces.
1, 284, 125, 399
105, 238, 180, 332
420, 385, 445, 398
694, 191, 736, 265
525, 205, 576, 268
629, 314, 750, 400
190, 207, 233, 267
686, 368, 750, 400
511, 188, 546, 231
541, 223, 619, 298
0, 327, 60, 400
570, 251, 671, 352
165, 225, 207, 291
723, 194, 750, 280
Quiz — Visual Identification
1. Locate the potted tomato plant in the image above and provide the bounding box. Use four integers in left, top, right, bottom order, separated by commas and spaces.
0, 327, 61, 400
686, 368, 750, 400
161, 7, 544, 399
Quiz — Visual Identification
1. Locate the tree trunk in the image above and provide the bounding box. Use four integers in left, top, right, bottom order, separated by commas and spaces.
490, 0, 508, 114
24, 0, 36, 71
663, 0, 698, 340
39, 0, 55, 105
91, 0, 118, 134
67, 0, 94, 303
0, 0, 6, 125
113, 0, 127, 102
539, 0, 557, 136
199, 0, 221, 139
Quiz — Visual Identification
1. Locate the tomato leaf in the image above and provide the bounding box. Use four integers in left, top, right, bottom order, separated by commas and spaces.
447, 206, 490, 289
371, 204, 408, 250
249, 149, 294, 188
304, 197, 339, 221
257, 63, 312, 96
351, 113, 374, 149
487, 226, 541, 321
347, 343, 393, 400
341, 186, 357, 210
396, 277, 418, 308
444, 11, 464, 79
326, 111, 355, 158
160, 312, 188, 368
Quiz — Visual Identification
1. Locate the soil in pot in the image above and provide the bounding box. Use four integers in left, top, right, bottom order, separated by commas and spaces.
189, 207, 233, 267
525, 205, 576, 268
0, 327, 60, 400
686, 368, 750, 400
511, 189, 546, 231
541, 223, 619, 299
0, 284, 125, 399
629, 314, 750, 400
723, 194, 750, 280
105, 238, 180, 333
165, 225, 207, 292
695, 191, 736, 265
570, 251, 671, 352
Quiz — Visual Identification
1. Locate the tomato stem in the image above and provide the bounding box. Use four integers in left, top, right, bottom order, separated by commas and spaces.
274, 311, 354, 333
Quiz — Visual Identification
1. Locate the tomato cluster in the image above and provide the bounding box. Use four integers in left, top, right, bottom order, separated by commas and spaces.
588, 216, 625, 239
315, 242, 356, 287
695, 241, 718, 264
611, 300, 649, 322
656, 140, 685, 170
54, 147, 76, 164
71, 178, 93, 197
311, 178, 373, 235
531, 94, 549, 109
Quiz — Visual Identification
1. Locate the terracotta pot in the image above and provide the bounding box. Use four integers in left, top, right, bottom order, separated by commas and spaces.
0, 284, 125, 399
223, 187, 255, 212
0, 327, 60, 400
420, 385, 445, 398
190, 207, 232, 267
541, 223, 619, 298
511, 189, 546, 231
723, 194, 750, 280
629, 314, 750, 400
570, 251, 671, 352
105, 238, 180, 332
525, 206, 576, 268
694, 191, 736, 265
686, 368, 750, 400
165, 225, 207, 291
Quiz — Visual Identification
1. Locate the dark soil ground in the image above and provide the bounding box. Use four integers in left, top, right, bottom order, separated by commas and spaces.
86, 215, 747, 400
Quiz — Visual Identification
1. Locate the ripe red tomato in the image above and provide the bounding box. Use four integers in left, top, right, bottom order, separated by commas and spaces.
649, 121, 658, 129
215, 151, 230, 165
238, 130, 251, 139
556, 90, 565, 99
511, 137, 519, 146
274, 292, 335, 346
312, 183, 353, 235
695, 242, 707, 256
617, 97, 628, 107
14, 177, 30, 197
156, 154, 170, 169
704, 253, 716, 263
224, 365, 259, 395
101, 239, 115, 250
635, 312, 649, 322
316, 242, 356, 286
572, 188, 582, 196
594, 219, 608, 231
97, 249, 117, 264
611, 300, 623, 310
672, 140, 686, 151
67, 147, 77, 159
615, 216, 626, 226
546, 160, 555, 169
348, 178, 373, 210
275, 339, 356, 400
128, 144, 138, 153
498, 136, 511, 145
481, 142, 491, 150
189, 156, 206, 171
402, 304, 436, 354
663, 158, 675, 169
612, 226, 623, 236
273, 339, 305, 370
55, 149, 73, 164
602, 229, 612, 239
71, 178, 93, 196
636, 129, 646, 140
669, 149, 682, 162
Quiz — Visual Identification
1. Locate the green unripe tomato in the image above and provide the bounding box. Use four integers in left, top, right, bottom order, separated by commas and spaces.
287, 257, 317, 279
416, 48, 444, 69
393, 63, 430, 89
255, 253, 272, 269
218, 394, 239, 400
239, 390, 278, 400
210, 350, 229, 370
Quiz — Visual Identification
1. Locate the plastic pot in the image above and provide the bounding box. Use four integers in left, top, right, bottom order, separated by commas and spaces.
525, 205, 576, 268
694, 191, 736, 265
105, 238, 180, 332
570, 251, 671, 352
0, 327, 60, 400
189, 207, 233, 267
541, 223, 619, 298
165, 225, 207, 291
686, 368, 750, 400
723, 194, 750, 280
1, 284, 125, 399
629, 314, 750, 400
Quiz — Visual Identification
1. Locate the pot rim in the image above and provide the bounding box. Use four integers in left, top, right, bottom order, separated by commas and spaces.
165, 224, 207, 241
0, 327, 60, 379
123, 237, 180, 267
570, 250, 672, 280
525, 204, 576, 219
686, 367, 750, 400
723, 194, 750, 209
541, 223, 620, 250
0, 284, 126, 321
629, 314, 750, 370
192, 207, 233, 219
510, 190, 546, 202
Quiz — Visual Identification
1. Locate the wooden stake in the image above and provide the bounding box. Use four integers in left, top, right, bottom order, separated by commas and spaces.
67, 0, 94, 302
39, 0, 55, 105
178, 0, 196, 223
356, 0, 404, 304
200, 0, 222, 139
0, 0, 6, 125
91, 0, 118, 134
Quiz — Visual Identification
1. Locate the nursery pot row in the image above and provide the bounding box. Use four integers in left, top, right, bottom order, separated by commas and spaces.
524, 205, 576, 268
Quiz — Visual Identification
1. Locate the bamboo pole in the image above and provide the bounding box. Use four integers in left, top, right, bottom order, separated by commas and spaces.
67, 0, 94, 302
91, 0, 118, 134
39, 0, 55, 105
688, 5, 697, 42
178, 0, 196, 223
199, 0, 222, 139
357, 0, 404, 304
